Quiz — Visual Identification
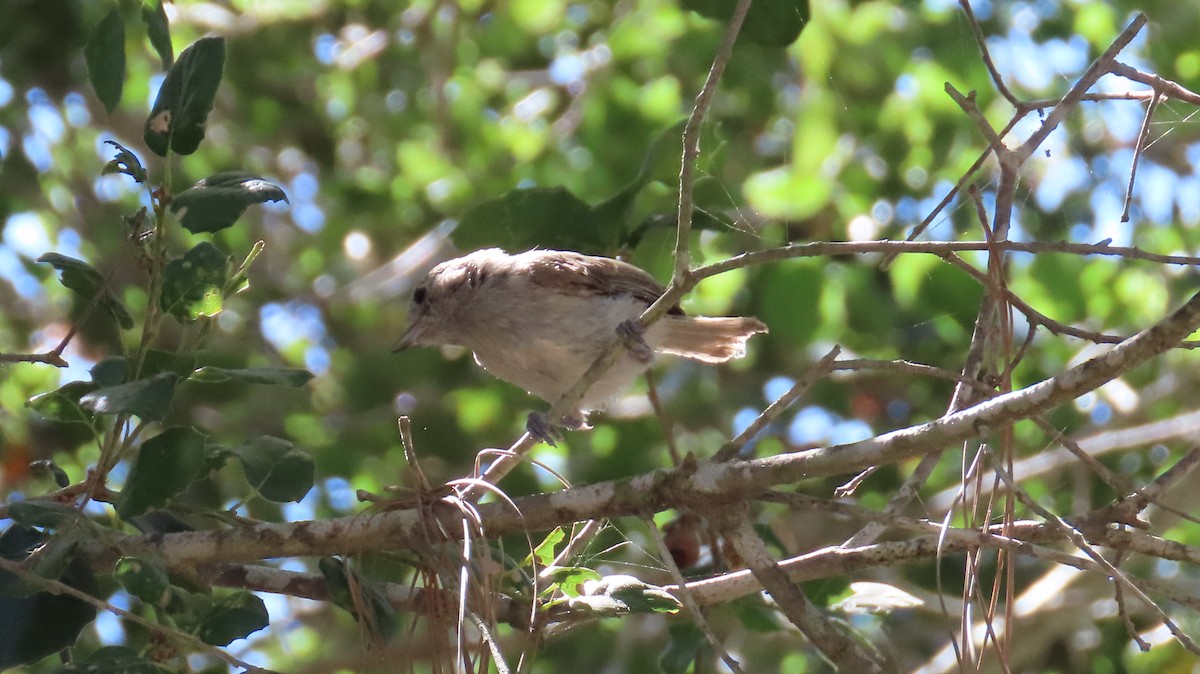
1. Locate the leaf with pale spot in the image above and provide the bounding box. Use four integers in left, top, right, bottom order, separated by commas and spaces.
160, 242, 228, 321
143, 36, 224, 155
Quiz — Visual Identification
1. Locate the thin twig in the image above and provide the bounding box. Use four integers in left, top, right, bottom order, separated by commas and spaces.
1121, 91, 1163, 222
646, 518, 744, 673
714, 511, 888, 672
713, 346, 841, 462
673, 0, 752, 284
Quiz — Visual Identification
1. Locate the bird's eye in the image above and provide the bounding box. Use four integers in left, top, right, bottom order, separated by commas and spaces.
412, 286, 428, 305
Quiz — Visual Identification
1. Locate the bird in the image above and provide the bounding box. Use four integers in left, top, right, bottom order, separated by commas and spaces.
394, 248, 767, 443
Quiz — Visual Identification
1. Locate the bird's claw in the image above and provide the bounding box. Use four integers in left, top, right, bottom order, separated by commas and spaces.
526, 412, 563, 447
617, 320, 654, 364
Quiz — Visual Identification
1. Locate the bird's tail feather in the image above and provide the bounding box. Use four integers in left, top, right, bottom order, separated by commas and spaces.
651, 316, 768, 363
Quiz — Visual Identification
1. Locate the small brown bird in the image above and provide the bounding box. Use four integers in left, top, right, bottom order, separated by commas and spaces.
394, 248, 767, 442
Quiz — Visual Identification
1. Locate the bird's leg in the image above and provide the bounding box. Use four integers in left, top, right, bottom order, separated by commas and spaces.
526, 411, 563, 447
617, 320, 654, 364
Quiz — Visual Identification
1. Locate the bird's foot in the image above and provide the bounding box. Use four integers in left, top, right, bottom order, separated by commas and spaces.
617, 320, 654, 364
526, 412, 564, 447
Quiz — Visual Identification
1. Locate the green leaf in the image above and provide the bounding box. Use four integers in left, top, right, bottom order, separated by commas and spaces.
28, 460, 70, 488
7, 501, 77, 530
318, 557, 398, 636
567, 575, 682, 616
143, 36, 225, 156
90, 357, 127, 387
79, 372, 179, 421
102, 140, 147, 183
234, 436, 314, 503
84, 6, 125, 113
683, 0, 809, 47
37, 253, 134, 330
160, 242, 228, 320
530, 528, 565, 567
453, 186, 617, 254
190, 366, 314, 388
114, 557, 170, 605
56, 646, 167, 673
169, 171, 289, 234
27, 381, 98, 423
660, 623, 706, 674
541, 566, 602, 598
195, 591, 269, 646
116, 426, 209, 519
0, 527, 97, 670
141, 1, 173, 69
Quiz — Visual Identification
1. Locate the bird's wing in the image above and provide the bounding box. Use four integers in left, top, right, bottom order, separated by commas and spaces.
521, 250, 681, 312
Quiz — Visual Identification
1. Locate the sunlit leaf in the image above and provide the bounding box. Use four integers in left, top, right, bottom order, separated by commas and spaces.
160, 242, 228, 320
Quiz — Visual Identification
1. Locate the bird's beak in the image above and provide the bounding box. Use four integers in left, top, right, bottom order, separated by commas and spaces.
393, 325, 422, 352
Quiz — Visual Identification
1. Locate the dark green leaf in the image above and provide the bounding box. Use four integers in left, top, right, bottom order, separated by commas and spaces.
453, 186, 616, 253
0, 527, 97, 669
169, 171, 289, 233
141, 1, 173, 69
90, 357, 127, 387
56, 646, 167, 673
660, 623, 706, 674
318, 558, 397, 636
114, 557, 170, 605
234, 436, 314, 503
28, 460, 71, 488
27, 381, 98, 423
191, 366, 314, 388
37, 253, 134, 330
80, 372, 179, 421
84, 6, 125, 113
7, 501, 76, 529
195, 591, 268, 646
160, 242, 228, 320
116, 426, 209, 519
683, 0, 809, 47
102, 140, 147, 183
143, 36, 225, 156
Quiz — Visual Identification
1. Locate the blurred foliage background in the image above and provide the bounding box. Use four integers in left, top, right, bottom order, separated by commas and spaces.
4, 0, 1200, 671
